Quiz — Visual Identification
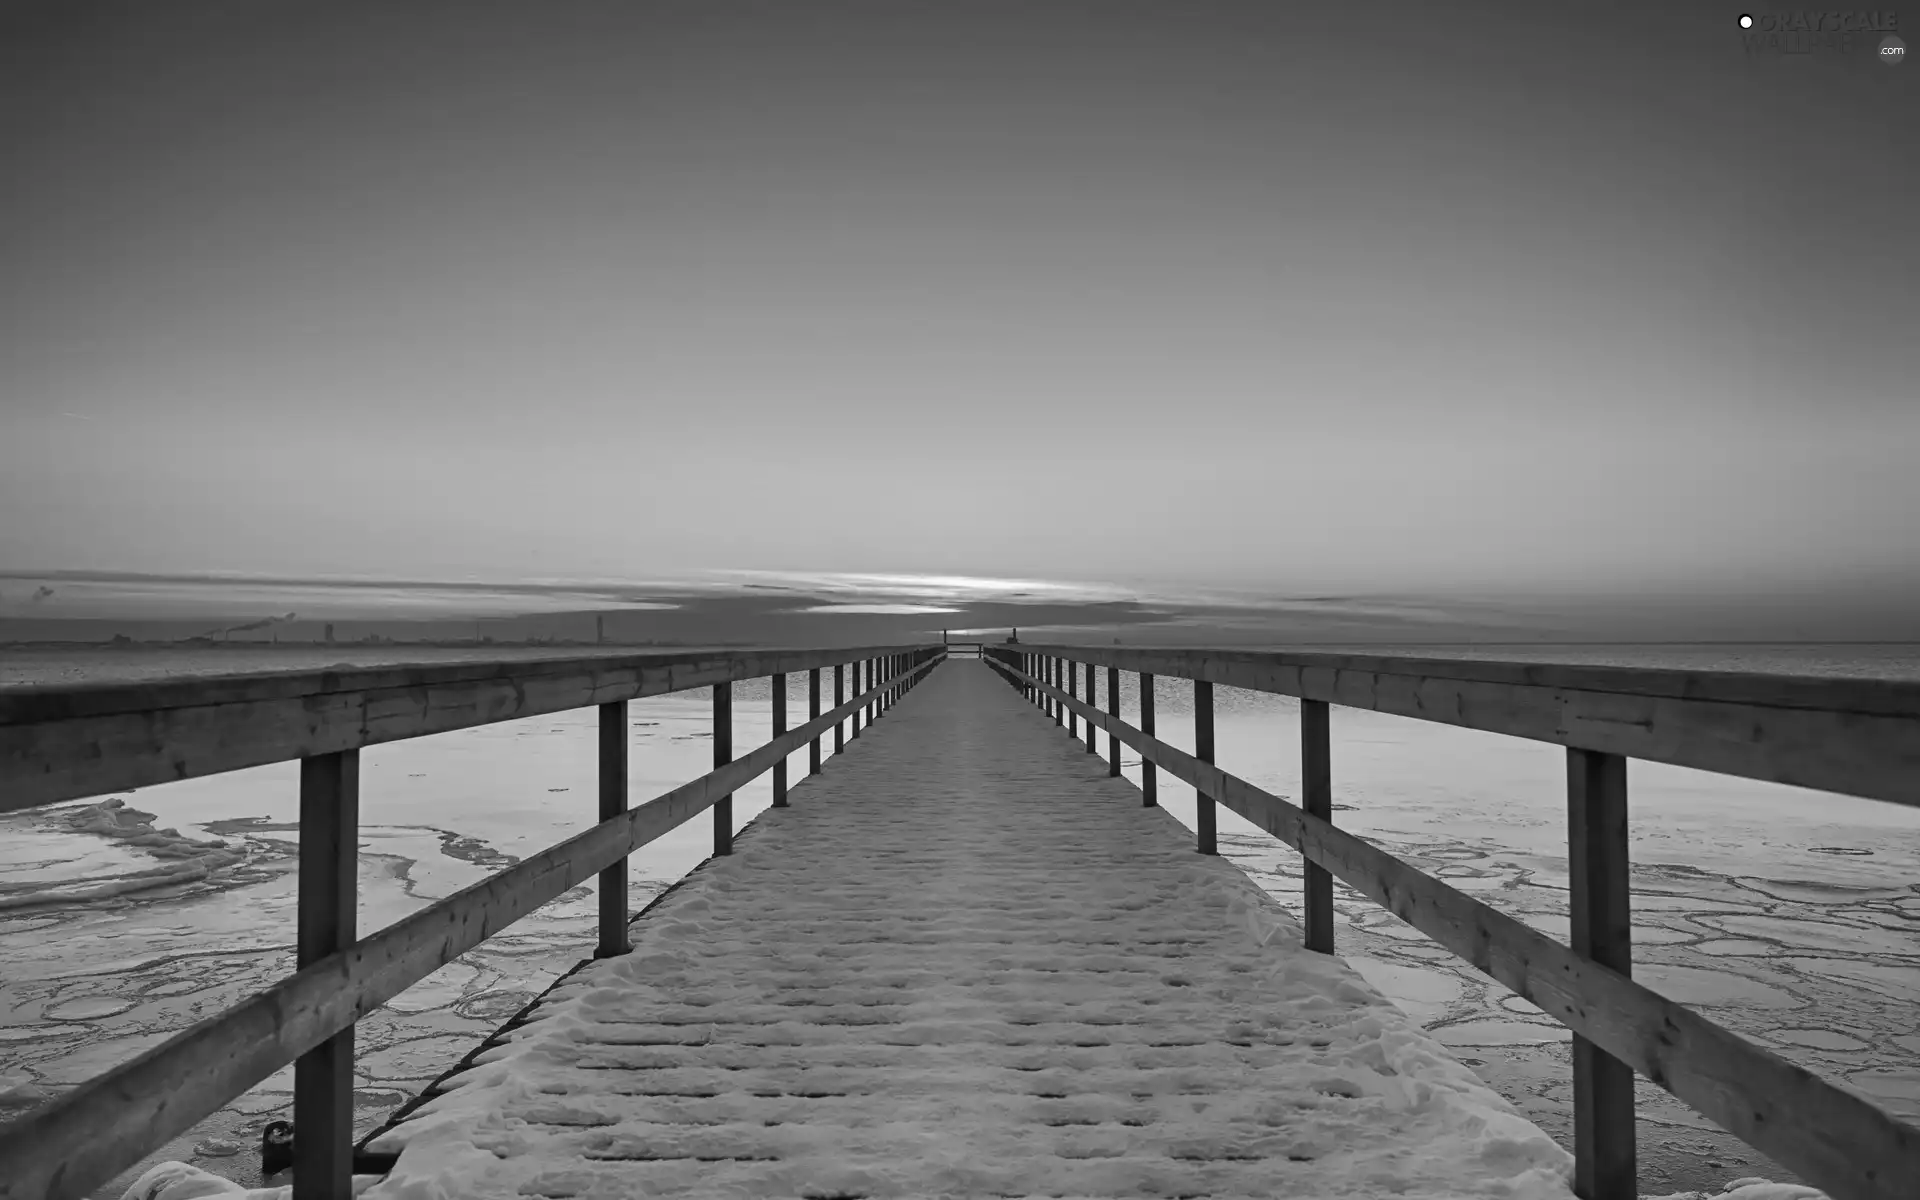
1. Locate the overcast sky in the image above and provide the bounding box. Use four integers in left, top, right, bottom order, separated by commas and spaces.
3, 2, 1914, 616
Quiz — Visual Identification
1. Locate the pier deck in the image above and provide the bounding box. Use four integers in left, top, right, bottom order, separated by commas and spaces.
363, 662, 1571, 1199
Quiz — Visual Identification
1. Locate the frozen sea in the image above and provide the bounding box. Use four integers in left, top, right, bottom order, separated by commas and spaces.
1, 643, 1916, 1197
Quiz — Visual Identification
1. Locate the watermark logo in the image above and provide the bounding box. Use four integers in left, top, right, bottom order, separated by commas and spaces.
1737, 10, 1902, 56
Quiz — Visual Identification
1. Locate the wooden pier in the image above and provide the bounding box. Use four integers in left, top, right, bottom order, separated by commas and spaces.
360, 661, 1545, 1198
1, 642, 1917, 1200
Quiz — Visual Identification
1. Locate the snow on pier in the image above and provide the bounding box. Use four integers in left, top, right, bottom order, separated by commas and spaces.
359, 663, 1576, 1200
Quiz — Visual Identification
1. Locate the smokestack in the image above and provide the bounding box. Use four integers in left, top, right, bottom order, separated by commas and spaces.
597, 614, 606, 645
325, 623, 335, 644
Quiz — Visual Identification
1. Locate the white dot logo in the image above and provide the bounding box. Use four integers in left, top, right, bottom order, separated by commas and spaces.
1738, 13, 1754, 28
1882, 34, 1907, 64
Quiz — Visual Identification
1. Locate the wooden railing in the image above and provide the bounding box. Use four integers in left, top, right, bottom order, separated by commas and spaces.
982, 644, 1920, 1200
0, 643, 947, 1200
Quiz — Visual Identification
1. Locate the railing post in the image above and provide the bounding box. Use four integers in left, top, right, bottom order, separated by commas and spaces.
1067, 661, 1078, 739
1054, 657, 1063, 724
852, 660, 863, 739
1141, 672, 1157, 806
1301, 699, 1333, 954
1195, 679, 1217, 854
1107, 665, 1121, 776
834, 663, 845, 754
1570, 748, 1635, 1199
771, 673, 788, 808
713, 683, 732, 856
596, 701, 630, 958
808, 667, 822, 775
1084, 660, 1096, 754
295, 749, 358, 1200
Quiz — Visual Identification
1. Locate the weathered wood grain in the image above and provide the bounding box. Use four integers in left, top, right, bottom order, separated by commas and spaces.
771, 673, 788, 809
1569, 748, 1635, 1199
0, 656, 939, 1200
0, 645, 937, 815
1300, 699, 1333, 954
713, 683, 733, 856
596, 701, 629, 959
1141, 671, 1157, 808
294, 751, 357, 1200
808, 668, 822, 776
1004, 645, 1920, 809
989, 657, 1920, 1200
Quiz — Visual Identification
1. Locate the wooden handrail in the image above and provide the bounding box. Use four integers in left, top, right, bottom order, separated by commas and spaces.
0, 644, 938, 815
983, 647, 1920, 1200
0, 647, 945, 1200
996, 643, 1920, 808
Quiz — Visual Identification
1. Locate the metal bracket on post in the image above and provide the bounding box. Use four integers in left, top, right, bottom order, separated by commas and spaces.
294, 750, 358, 1200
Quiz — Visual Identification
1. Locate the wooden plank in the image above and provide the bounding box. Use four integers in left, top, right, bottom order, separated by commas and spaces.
295, 751, 357, 1200
0, 656, 941, 1200
596, 701, 629, 958
0, 644, 939, 816
1107, 666, 1121, 777
1570, 748, 1635, 1199
982, 645, 1920, 715
771, 674, 788, 808
1195, 680, 1216, 855
1002, 659, 1920, 1200
998, 645, 1920, 810
1301, 699, 1333, 954
713, 683, 733, 855
808, 668, 822, 776
1141, 672, 1157, 808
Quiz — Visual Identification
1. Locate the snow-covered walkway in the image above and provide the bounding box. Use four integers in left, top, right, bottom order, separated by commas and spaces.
360, 660, 1578, 1200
